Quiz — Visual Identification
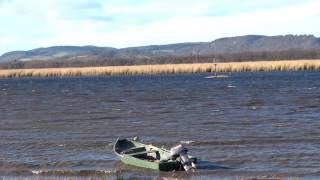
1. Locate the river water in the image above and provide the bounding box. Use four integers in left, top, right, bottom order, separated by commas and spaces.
0, 72, 320, 180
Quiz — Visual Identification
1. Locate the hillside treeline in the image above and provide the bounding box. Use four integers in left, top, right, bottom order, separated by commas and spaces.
1, 49, 320, 69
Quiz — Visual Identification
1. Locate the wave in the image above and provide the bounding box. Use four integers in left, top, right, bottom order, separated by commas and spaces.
191, 137, 320, 146
31, 169, 116, 176
0, 168, 117, 177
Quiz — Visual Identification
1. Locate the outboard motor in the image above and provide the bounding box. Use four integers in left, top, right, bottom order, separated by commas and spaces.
170, 144, 196, 171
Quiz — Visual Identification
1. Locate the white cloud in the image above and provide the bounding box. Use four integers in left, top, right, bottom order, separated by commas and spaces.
0, 36, 18, 47
0, 0, 320, 54
38, 0, 320, 47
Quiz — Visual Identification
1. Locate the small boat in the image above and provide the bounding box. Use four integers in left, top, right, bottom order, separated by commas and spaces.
113, 138, 196, 171
205, 75, 229, 79
205, 57, 230, 79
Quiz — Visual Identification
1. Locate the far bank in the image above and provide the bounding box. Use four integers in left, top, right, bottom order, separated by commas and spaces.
0, 60, 320, 78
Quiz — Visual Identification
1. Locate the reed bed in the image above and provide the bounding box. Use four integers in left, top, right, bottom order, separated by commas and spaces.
0, 60, 320, 78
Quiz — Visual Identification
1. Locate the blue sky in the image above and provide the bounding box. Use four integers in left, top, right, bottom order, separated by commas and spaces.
0, 0, 320, 54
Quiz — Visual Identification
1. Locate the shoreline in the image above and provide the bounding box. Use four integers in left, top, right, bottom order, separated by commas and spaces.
0, 60, 320, 78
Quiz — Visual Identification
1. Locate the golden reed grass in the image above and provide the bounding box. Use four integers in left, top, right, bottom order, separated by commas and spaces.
0, 60, 320, 78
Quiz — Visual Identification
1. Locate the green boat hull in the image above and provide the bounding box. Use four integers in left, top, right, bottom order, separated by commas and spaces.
114, 138, 181, 171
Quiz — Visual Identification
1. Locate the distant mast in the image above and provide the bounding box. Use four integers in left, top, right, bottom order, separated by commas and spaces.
212, 57, 217, 77
210, 41, 218, 77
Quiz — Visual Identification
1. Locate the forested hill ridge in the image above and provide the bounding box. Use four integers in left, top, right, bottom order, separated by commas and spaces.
1, 34, 320, 69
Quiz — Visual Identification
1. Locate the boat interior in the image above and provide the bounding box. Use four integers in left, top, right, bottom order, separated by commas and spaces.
115, 139, 164, 161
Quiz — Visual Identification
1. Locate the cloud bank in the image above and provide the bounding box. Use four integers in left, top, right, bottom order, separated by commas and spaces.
0, 0, 319, 54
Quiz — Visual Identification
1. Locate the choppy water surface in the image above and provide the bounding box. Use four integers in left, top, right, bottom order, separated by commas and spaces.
1, 72, 320, 180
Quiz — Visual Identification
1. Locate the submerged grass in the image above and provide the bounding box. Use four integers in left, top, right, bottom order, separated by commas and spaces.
0, 60, 320, 78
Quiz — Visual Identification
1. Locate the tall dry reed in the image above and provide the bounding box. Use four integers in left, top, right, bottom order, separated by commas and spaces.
0, 60, 320, 78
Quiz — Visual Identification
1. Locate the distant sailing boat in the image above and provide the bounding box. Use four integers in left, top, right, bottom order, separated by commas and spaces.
205, 57, 229, 78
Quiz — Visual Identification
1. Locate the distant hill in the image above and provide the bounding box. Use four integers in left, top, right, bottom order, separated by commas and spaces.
0, 46, 117, 62
1, 35, 320, 68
